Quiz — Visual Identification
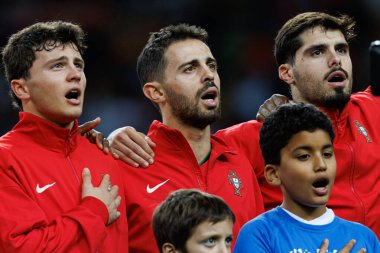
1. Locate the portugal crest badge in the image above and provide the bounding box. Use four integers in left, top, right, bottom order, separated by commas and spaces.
228, 170, 243, 197
354, 120, 372, 143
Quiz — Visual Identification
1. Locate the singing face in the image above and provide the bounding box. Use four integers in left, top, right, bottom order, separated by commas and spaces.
277, 129, 336, 219
17, 43, 86, 128
284, 27, 353, 109
162, 39, 221, 129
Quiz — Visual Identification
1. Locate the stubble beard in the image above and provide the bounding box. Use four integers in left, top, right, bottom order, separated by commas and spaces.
165, 84, 222, 130
322, 87, 351, 110
293, 70, 352, 110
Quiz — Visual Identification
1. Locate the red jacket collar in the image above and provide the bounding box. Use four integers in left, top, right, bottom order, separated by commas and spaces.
13, 112, 79, 155
147, 120, 237, 157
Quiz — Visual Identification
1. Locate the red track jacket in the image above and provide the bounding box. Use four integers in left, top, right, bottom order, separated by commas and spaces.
0, 113, 128, 252
121, 120, 265, 253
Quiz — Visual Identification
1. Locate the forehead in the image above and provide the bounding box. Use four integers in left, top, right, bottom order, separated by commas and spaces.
191, 219, 233, 236
298, 27, 347, 50
164, 39, 213, 66
34, 43, 82, 61
285, 129, 332, 151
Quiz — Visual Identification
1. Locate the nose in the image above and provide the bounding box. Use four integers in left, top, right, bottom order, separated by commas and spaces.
328, 51, 342, 68
201, 64, 215, 83
217, 245, 231, 253
67, 64, 82, 82
219, 246, 230, 253
314, 154, 327, 172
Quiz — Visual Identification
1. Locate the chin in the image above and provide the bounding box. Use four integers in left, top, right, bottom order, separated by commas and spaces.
68, 108, 83, 118
59, 111, 81, 125
323, 91, 351, 109
306, 202, 327, 209
312, 198, 329, 207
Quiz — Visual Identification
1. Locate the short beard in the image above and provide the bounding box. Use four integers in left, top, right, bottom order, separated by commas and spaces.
165, 83, 221, 130
322, 89, 351, 110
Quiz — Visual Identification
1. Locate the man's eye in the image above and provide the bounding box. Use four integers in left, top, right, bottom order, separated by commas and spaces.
336, 47, 347, 54
208, 62, 217, 70
312, 50, 322, 56
185, 66, 195, 72
75, 63, 84, 69
323, 151, 333, 158
52, 63, 63, 69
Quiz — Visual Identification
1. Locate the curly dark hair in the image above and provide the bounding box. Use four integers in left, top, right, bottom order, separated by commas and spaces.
2, 20, 87, 110
152, 189, 235, 253
260, 103, 335, 165
274, 12, 356, 66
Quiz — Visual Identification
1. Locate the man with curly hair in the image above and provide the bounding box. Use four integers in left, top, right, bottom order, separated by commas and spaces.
0, 21, 128, 252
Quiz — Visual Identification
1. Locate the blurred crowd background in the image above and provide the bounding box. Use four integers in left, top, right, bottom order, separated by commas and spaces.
1, 0, 380, 136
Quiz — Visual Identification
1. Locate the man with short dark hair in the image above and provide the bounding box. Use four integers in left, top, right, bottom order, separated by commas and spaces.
116, 23, 264, 252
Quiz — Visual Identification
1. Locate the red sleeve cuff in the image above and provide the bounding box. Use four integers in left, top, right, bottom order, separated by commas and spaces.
81, 196, 108, 225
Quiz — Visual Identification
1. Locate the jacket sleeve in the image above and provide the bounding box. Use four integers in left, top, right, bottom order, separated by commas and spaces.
215, 120, 283, 211
0, 161, 109, 252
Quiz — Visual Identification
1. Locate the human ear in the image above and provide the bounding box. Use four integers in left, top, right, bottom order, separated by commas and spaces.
264, 164, 281, 186
162, 243, 178, 253
278, 64, 295, 86
143, 82, 165, 103
10, 79, 30, 100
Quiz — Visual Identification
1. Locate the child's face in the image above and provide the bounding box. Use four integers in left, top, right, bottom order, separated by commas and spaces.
183, 219, 233, 253
278, 129, 336, 218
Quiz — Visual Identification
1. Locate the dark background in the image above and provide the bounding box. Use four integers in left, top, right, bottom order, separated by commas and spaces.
1, 0, 380, 136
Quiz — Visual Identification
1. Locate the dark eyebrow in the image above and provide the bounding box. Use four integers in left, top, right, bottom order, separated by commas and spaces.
178, 59, 199, 69
178, 57, 216, 70
322, 144, 333, 150
293, 145, 312, 152
305, 41, 349, 54
293, 143, 333, 152
46, 56, 67, 64
335, 42, 349, 49
46, 56, 84, 66
74, 57, 85, 66
304, 43, 326, 54
206, 57, 217, 64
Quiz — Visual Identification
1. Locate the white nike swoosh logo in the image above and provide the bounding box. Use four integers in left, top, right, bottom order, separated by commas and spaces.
146, 179, 170, 194
36, 182, 56, 194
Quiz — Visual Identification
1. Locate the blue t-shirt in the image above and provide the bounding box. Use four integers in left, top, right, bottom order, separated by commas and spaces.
234, 206, 379, 253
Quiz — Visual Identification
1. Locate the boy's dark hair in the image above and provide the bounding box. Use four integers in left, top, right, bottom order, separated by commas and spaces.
2, 21, 87, 110
152, 189, 235, 253
274, 12, 356, 66
260, 103, 335, 165
136, 23, 208, 110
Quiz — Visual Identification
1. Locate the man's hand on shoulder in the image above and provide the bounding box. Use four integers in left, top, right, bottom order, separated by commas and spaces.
79, 119, 156, 168
256, 94, 290, 122
108, 126, 156, 168
78, 117, 110, 153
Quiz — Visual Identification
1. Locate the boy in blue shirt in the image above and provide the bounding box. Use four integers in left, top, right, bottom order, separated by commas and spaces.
234, 103, 379, 253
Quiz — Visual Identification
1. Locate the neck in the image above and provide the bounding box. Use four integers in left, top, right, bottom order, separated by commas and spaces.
291, 91, 349, 114
163, 116, 211, 164
23, 107, 75, 130
280, 201, 327, 221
